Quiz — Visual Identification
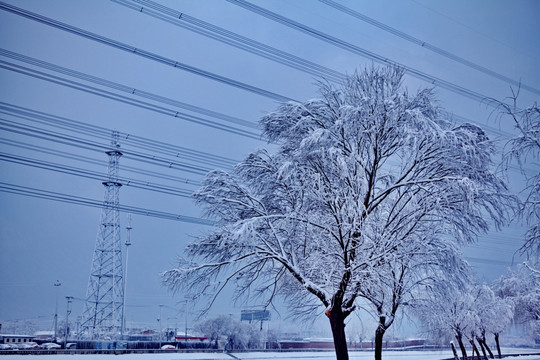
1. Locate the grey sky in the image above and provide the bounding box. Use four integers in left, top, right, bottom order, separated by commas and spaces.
0, 0, 538, 335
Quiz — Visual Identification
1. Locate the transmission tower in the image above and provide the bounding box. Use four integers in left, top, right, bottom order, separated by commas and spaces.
81, 131, 124, 338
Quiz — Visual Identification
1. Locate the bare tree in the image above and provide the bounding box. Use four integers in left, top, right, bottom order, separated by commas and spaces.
164, 66, 513, 360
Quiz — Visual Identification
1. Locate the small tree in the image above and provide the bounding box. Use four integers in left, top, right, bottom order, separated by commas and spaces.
165, 66, 513, 360
497, 264, 539, 343
473, 285, 496, 359
416, 282, 476, 360
194, 315, 230, 348
358, 235, 469, 360
421, 281, 515, 360
195, 315, 262, 350
490, 295, 514, 359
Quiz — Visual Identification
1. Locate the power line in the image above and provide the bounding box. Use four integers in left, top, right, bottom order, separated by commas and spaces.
0, 61, 528, 179
0, 152, 194, 198
0, 2, 295, 103
0, 137, 202, 186
1, 60, 530, 176
0, 2, 526, 141
0, 51, 262, 140
465, 256, 514, 267
0, 181, 215, 225
110, 1, 521, 142
409, 0, 540, 63
0, 0, 528, 167
113, 0, 345, 84
0, 17, 520, 144
0, 49, 257, 131
0, 60, 261, 140
0, 118, 215, 175
0, 101, 239, 169
226, 0, 512, 105
0, 49, 519, 144
3, 101, 528, 207
319, 0, 540, 96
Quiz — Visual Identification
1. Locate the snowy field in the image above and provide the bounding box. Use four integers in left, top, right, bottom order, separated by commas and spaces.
6, 348, 540, 360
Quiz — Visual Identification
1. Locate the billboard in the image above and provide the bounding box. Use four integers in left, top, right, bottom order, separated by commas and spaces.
241, 310, 271, 322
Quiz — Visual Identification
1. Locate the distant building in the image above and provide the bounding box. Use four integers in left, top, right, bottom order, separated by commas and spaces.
175, 335, 208, 342
34, 331, 54, 341
0, 334, 35, 344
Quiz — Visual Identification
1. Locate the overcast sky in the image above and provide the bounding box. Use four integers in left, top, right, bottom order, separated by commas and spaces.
0, 0, 539, 336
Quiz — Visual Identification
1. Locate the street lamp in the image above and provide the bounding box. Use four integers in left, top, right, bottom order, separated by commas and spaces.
183, 296, 192, 343
53, 280, 61, 342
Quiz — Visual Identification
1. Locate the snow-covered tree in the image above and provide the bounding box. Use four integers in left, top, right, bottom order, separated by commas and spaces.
358, 234, 469, 360
469, 284, 514, 360
420, 281, 515, 360
417, 283, 476, 360
194, 315, 230, 348
473, 284, 498, 359
488, 294, 514, 359
164, 66, 513, 360
490, 91, 540, 258
497, 264, 540, 342
195, 315, 262, 350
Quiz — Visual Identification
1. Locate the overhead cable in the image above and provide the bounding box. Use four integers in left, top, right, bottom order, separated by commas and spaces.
0, 49, 257, 131
0, 60, 262, 140
0, 57, 518, 150
0, 50, 262, 140
0, 2, 295, 103
0, 181, 215, 225
226, 0, 508, 105
0, 101, 238, 169
113, 0, 345, 83
0, 152, 194, 198
0, 118, 214, 175
0, 136, 202, 186
319, 0, 540, 96
0, 13, 518, 141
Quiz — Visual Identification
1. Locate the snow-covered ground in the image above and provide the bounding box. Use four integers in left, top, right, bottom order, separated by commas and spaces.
7, 348, 540, 360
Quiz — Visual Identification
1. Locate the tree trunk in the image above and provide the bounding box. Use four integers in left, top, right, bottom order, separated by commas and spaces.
494, 333, 502, 359
481, 337, 494, 359
476, 336, 488, 360
374, 321, 387, 360
327, 308, 349, 360
469, 337, 480, 360
451, 341, 460, 360
468, 337, 476, 359
456, 332, 468, 360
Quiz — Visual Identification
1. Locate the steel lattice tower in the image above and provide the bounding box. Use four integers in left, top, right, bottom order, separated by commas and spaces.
81, 131, 124, 338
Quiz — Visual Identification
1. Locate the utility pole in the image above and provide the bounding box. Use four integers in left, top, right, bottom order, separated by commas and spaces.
184, 296, 190, 343
76, 316, 81, 341
64, 296, 73, 348
158, 305, 163, 348
121, 214, 132, 339
54, 280, 61, 342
